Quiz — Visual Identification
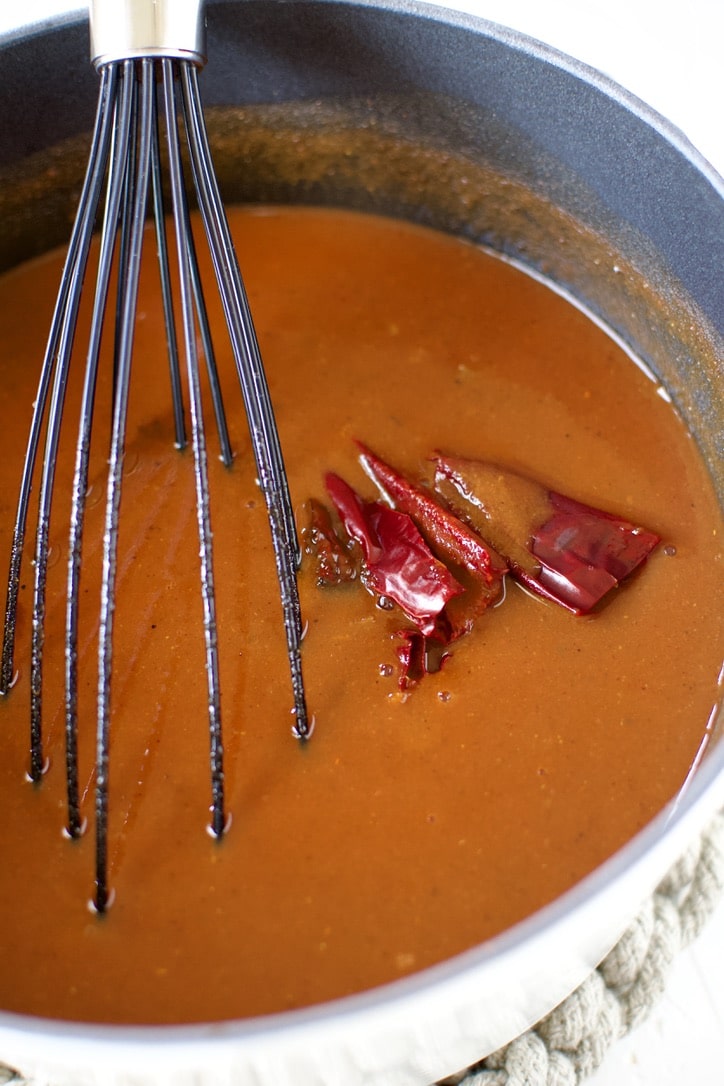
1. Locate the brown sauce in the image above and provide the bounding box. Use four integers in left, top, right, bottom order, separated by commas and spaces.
0, 206, 722, 1025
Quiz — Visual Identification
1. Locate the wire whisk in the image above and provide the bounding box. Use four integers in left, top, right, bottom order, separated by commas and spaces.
0, 0, 309, 913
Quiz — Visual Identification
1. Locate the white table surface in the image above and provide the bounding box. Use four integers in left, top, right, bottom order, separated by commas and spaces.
2, 3, 722, 1085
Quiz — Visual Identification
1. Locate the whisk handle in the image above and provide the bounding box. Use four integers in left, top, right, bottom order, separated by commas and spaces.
89, 0, 207, 68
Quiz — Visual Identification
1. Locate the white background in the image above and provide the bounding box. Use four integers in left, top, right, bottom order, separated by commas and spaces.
1, 3, 723, 1085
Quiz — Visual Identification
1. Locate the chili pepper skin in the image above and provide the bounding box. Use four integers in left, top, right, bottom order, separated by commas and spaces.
530, 491, 661, 614
396, 630, 428, 690
308, 447, 660, 690
356, 442, 507, 584
434, 455, 660, 614
325, 472, 464, 635
299, 498, 359, 586
395, 627, 455, 690
345, 445, 509, 686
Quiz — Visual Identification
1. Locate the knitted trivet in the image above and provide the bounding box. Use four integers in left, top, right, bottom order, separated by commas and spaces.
440, 807, 724, 1086
1, 811, 722, 1086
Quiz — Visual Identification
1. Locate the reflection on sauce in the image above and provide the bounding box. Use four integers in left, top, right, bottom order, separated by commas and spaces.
0, 207, 721, 1025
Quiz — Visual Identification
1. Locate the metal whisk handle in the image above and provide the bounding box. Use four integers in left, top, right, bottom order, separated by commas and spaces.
90, 0, 207, 67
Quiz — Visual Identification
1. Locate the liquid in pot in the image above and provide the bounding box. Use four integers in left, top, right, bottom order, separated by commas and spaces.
0, 206, 721, 1024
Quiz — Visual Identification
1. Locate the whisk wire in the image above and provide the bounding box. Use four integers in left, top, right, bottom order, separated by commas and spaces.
150, 81, 235, 468
149, 89, 187, 452
179, 63, 310, 737
0, 66, 119, 706
171, 100, 234, 470
3, 24, 310, 912
161, 56, 226, 840
187, 221, 235, 469
94, 57, 156, 912
65, 62, 136, 840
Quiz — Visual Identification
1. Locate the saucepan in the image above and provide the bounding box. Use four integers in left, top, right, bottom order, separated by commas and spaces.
0, 2, 721, 1083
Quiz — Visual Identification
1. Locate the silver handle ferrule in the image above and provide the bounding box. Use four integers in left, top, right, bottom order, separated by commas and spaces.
90, 0, 207, 68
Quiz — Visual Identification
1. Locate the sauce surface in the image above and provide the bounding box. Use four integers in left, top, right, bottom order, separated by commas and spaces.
0, 207, 722, 1024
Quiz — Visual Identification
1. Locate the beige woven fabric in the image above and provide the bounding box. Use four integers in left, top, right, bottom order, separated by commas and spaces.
444, 808, 724, 1086
1, 811, 722, 1085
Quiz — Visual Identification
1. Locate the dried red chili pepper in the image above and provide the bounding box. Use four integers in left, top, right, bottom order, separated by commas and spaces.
434, 456, 660, 614
299, 498, 359, 586
325, 472, 464, 635
356, 442, 507, 584
395, 628, 453, 690
347, 445, 511, 688
306, 444, 660, 690
396, 630, 428, 689
531, 490, 661, 613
